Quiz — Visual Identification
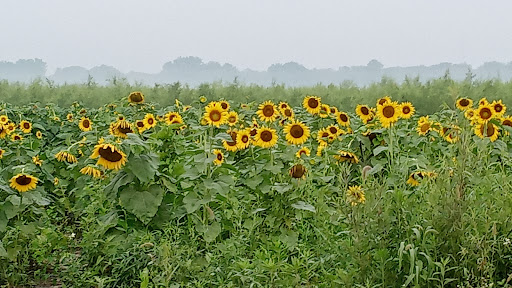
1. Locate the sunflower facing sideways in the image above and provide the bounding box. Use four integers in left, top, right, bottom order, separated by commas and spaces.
289, 164, 307, 179
80, 165, 103, 178
213, 149, 224, 165
55, 150, 78, 164
204, 102, 228, 127
128, 91, 145, 104
257, 101, 279, 122
10, 173, 38, 193
284, 120, 310, 145
223, 130, 239, 152
502, 116, 512, 135
164, 112, 183, 125
303, 96, 322, 115
110, 120, 134, 138
474, 122, 499, 142
79, 117, 92, 132
0, 148, 5, 159
36, 131, 43, 139
135, 120, 147, 133
19, 120, 32, 133
377, 101, 401, 128
254, 127, 278, 148
90, 142, 127, 170
456, 98, 473, 111
236, 129, 251, 150
334, 150, 359, 164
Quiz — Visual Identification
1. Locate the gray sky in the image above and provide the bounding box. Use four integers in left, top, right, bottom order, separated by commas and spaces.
2, 0, 512, 73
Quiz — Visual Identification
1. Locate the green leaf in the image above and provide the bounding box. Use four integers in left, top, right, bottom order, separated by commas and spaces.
105, 172, 134, 199
119, 185, 164, 224
0, 240, 7, 258
291, 201, 316, 213
373, 146, 388, 156
182, 191, 211, 214
0, 211, 7, 233
125, 153, 159, 183
245, 175, 263, 190
203, 222, 221, 242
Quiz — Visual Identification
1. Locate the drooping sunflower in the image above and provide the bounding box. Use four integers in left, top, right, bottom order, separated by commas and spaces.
203, 102, 228, 127
346, 186, 365, 206
399, 102, 415, 119
355, 105, 373, 123
303, 96, 322, 115
143, 113, 157, 129
213, 149, 224, 165
406, 171, 430, 186
219, 100, 230, 111
36, 131, 42, 139
289, 164, 307, 179
377, 101, 400, 128
281, 107, 294, 119
376, 96, 391, 107
80, 165, 103, 178
336, 111, 350, 127
32, 155, 43, 166
284, 120, 310, 145
491, 100, 506, 117
9, 173, 38, 193
79, 117, 92, 132
19, 120, 32, 133
128, 91, 145, 104
0, 115, 8, 124
90, 143, 127, 170
501, 116, 512, 135
257, 101, 279, 122
55, 150, 78, 163
254, 127, 278, 148
164, 112, 183, 125
474, 104, 495, 123
226, 111, 239, 126
110, 120, 134, 138
319, 104, 330, 118
236, 129, 252, 150
474, 123, 499, 142
223, 130, 239, 152
11, 134, 23, 141
456, 98, 473, 111
441, 126, 460, 143
334, 151, 359, 163
296, 147, 311, 158
135, 120, 147, 133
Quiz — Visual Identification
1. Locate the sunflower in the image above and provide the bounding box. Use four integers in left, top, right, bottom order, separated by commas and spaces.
284, 120, 310, 145
334, 151, 359, 163
406, 171, 431, 186
80, 165, 103, 178
464, 108, 476, 123
491, 100, 506, 116
0, 148, 4, 159
456, 98, 473, 110
164, 112, 183, 125
475, 104, 495, 123
219, 100, 230, 111
278, 102, 290, 112
319, 104, 330, 118
6, 122, 15, 134
296, 147, 311, 158
236, 129, 252, 150
254, 127, 278, 148
11, 134, 23, 141
416, 118, 432, 136
226, 111, 239, 126
36, 131, 42, 139
32, 155, 43, 166
326, 125, 342, 136
346, 186, 365, 206
110, 120, 134, 138
9, 174, 38, 192
289, 164, 307, 179
330, 106, 339, 115
204, 102, 228, 127
377, 101, 400, 128
128, 91, 145, 104
223, 130, 239, 152
19, 120, 32, 133
55, 151, 78, 163
79, 117, 92, 132
336, 111, 350, 127
199, 96, 207, 103
257, 101, 279, 122
316, 142, 327, 156
213, 149, 224, 165
376, 96, 391, 107
442, 126, 460, 143
67, 113, 73, 122
303, 96, 322, 115
479, 98, 489, 106
0, 115, 8, 124
400, 102, 415, 119
143, 113, 157, 129
281, 107, 294, 119
355, 105, 373, 122
90, 143, 127, 170
0, 125, 7, 139
135, 120, 147, 133
501, 116, 512, 135
474, 123, 499, 142
316, 128, 330, 144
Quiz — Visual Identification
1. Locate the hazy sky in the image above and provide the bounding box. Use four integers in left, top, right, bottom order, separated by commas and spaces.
2, 0, 512, 73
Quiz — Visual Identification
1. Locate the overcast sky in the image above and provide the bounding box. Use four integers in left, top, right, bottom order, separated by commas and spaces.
2, 0, 511, 73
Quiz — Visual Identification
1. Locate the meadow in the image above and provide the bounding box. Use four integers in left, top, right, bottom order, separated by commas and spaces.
1, 77, 512, 287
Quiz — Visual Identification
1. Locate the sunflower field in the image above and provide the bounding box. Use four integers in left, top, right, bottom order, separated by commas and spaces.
1, 88, 512, 287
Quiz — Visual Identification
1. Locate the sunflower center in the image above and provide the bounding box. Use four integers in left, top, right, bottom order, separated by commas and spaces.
228, 116, 236, 123
284, 109, 292, 117
330, 107, 336, 114
299, 150, 306, 156
83, 119, 90, 128
382, 106, 395, 118
137, 121, 144, 128
260, 130, 273, 142
503, 120, 512, 127
378, 99, 387, 105
210, 110, 221, 121
262, 105, 274, 117
118, 127, 133, 134
290, 164, 306, 178
99, 147, 123, 162
361, 107, 369, 115
420, 123, 430, 132
339, 113, 348, 122
241, 135, 249, 143
329, 127, 338, 134
250, 129, 257, 136
308, 98, 319, 108
168, 115, 176, 121
321, 132, 329, 138
148, 118, 154, 125
14, 135, 21, 140
23, 123, 30, 129
281, 104, 287, 109
290, 125, 304, 138
216, 153, 223, 161
227, 132, 237, 146
480, 108, 491, 119
495, 104, 503, 112
402, 106, 411, 114
460, 99, 469, 107
15, 175, 33, 185
221, 102, 228, 110
130, 93, 143, 102
481, 124, 495, 137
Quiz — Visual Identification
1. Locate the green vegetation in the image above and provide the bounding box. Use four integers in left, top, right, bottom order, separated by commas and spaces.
1, 79, 512, 287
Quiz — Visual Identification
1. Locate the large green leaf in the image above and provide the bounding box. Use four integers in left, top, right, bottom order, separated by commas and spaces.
0, 240, 7, 257
119, 185, 164, 224
125, 153, 160, 183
